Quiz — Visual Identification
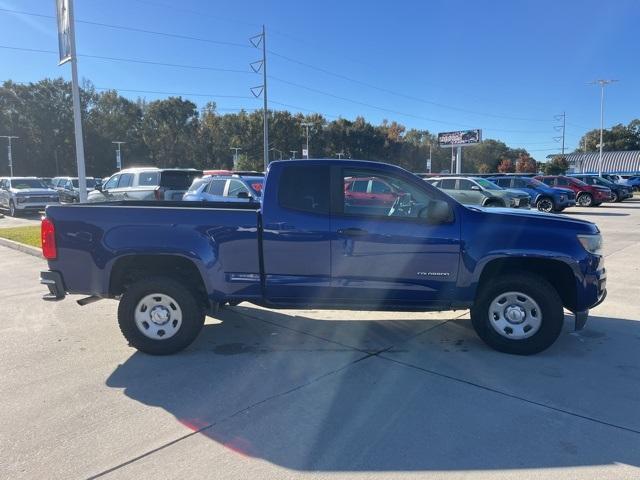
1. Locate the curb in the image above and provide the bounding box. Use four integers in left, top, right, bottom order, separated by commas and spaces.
0, 236, 43, 259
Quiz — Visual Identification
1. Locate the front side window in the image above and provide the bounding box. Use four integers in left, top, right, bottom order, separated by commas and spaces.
103, 175, 120, 190
458, 179, 476, 190
370, 179, 392, 194
227, 179, 250, 197
350, 179, 368, 192
118, 173, 134, 188
556, 177, 568, 186
278, 165, 330, 214
474, 178, 501, 190
341, 168, 434, 218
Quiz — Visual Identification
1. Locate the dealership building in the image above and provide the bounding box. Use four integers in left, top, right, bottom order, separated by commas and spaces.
548, 151, 640, 174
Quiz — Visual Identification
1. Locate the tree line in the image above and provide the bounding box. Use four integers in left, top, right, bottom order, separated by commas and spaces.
1, 78, 638, 178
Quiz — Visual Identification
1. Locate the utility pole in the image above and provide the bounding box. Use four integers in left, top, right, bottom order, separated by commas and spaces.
590, 79, 618, 177
290, 150, 297, 160
0, 136, 18, 176
301, 122, 312, 159
112, 141, 126, 170
56, 0, 88, 202
230, 147, 242, 169
427, 144, 432, 173
250, 26, 268, 172
554, 112, 566, 155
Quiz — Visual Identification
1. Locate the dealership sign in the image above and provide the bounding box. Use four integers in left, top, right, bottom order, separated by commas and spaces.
438, 129, 482, 147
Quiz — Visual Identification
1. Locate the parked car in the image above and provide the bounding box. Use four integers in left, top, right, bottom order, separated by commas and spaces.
569, 174, 633, 203
88, 168, 202, 203
426, 176, 531, 208
344, 175, 413, 215
622, 175, 640, 191
535, 175, 611, 207
601, 174, 629, 186
0, 177, 59, 216
40, 159, 606, 356
183, 175, 263, 203
487, 176, 575, 212
52, 177, 100, 203
40, 177, 54, 188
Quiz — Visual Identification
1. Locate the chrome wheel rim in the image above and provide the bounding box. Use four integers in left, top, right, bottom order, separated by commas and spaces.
578, 194, 591, 206
537, 199, 553, 212
134, 293, 183, 340
488, 291, 542, 340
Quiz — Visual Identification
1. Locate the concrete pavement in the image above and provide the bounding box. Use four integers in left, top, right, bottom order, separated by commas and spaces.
1, 201, 639, 479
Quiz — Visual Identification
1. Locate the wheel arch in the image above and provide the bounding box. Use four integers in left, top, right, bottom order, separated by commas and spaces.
109, 254, 210, 309
475, 256, 578, 311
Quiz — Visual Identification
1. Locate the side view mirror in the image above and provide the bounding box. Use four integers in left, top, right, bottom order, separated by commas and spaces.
425, 200, 453, 224
470, 185, 482, 191
94, 184, 103, 192
237, 191, 250, 199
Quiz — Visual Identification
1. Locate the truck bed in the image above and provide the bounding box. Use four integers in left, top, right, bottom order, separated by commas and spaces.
45, 202, 262, 300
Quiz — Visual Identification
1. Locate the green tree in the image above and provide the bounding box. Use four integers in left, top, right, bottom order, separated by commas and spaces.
542, 156, 569, 175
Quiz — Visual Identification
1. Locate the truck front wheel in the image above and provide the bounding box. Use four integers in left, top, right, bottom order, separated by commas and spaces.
118, 276, 205, 355
471, 274, 564, 355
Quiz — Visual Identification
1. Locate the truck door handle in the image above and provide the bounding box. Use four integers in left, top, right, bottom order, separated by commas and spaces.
338, 228, 368, 237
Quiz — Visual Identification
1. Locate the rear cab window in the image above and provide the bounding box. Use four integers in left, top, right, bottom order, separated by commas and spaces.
278, 165, 330, 214
138, 171, 160, 186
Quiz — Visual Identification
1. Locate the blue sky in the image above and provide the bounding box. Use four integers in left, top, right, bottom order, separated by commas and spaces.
0, 0, 638, 159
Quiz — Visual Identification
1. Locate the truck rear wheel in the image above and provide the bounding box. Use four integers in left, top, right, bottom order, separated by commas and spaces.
471, 273, 564, 355
118, 276, 205, 355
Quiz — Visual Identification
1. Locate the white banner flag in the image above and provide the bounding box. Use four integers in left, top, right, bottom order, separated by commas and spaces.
56, 0, 72, 65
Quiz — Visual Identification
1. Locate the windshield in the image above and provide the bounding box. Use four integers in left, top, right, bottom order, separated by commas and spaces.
527, 178, 546, 188
593, 177, 615, 187
473, 178, 502, 190
10, 179, 47, 189
187, 178, 209, 193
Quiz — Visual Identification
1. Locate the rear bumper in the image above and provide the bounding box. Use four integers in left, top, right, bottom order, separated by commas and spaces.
40, 270, 66, 301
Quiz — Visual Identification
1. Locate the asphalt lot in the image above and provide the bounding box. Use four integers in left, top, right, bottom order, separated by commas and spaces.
1, 201, 640, 479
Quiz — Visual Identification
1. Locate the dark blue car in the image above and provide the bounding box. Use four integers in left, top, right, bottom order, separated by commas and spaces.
40, 159, 606, 356
488, 176, 576, 212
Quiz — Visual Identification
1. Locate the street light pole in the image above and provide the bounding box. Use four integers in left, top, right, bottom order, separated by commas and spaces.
336, 152, 344, 159
112, 141, 126, 170
301, 122, 312, 159
230, 147, 242, 170
590, 79, 618, 177
0, 136, 18, 176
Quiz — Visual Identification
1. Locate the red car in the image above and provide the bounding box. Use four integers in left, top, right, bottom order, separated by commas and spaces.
535, 175, 611, 207
344, 176, 404, 208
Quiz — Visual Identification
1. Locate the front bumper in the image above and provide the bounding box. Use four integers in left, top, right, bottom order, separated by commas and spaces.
40, 270, 66, 301
16, 202, 58, 211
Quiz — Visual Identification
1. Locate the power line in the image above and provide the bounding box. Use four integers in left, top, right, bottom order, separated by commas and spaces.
0, 7, 250, 49
269, 75, 551, 133
0, 44, 251, 74
0, 6, 556, 125
268, 50, 550, 123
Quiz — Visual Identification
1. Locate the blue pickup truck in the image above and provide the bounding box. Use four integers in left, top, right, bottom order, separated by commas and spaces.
40, 159, 606, 356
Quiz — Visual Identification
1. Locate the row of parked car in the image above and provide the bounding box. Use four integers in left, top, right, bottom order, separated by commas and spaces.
0, 167, 636, 217
421, 173, 634, 212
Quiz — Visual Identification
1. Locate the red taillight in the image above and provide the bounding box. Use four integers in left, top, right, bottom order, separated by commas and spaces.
41, 217, 57, 260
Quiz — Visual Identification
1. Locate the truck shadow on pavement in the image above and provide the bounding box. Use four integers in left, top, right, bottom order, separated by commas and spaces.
105, 306, 640, 473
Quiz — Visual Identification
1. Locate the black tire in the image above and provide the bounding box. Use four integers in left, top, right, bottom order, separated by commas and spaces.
471, 273, 564, 355
117, 276, 205, 355
577, 192, 593, 207
536, 196, 554, 213
611, 191, 619, 203
8, 200, 17, 217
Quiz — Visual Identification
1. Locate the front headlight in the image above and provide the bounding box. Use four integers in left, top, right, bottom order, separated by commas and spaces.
559, 195, 565, 201
577, 234, 603, 256
16, 197, 26, 204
